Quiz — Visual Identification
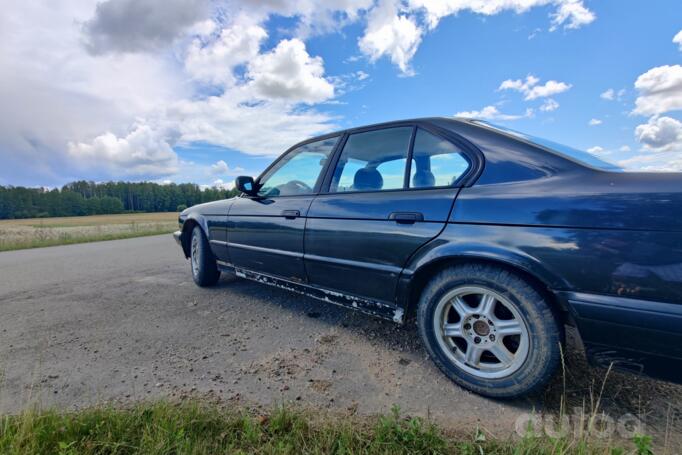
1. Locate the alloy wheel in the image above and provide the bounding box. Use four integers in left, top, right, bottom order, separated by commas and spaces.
432, 286, 530, 379
191, 233, 200, 277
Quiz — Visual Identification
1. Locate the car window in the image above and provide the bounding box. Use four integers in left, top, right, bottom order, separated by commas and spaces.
472, 120, 622, 171
258, 137, 338, 197
330, 127, 412, 193
409, 129, 471, 188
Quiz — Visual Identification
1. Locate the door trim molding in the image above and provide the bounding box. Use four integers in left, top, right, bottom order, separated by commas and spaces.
228, 241, 303, 259
304, 253, 403, 274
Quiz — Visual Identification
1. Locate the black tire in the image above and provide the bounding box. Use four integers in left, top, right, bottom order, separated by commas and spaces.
189, 226, 220, 287
416, 264, 562, 398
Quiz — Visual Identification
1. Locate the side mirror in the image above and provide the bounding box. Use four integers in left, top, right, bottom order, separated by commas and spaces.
235, 176, 258, 196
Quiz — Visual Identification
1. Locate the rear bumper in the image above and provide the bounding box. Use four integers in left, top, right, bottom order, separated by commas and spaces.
559, 291, 682, 384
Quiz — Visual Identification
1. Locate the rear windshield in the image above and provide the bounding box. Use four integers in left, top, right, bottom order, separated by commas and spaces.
472, 120, 623, 172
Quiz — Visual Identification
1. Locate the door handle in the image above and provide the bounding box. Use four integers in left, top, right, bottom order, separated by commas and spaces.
281, 210, 300, 219
389, 212, 424, 224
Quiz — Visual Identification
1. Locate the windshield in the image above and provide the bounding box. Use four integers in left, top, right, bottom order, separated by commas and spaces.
472, 120, 623, 172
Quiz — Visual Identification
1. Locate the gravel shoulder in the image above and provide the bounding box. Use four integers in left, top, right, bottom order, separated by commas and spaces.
1, 235, 680, 443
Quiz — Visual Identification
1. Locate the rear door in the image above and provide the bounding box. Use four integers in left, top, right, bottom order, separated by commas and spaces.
304, 125, 475, 303
226, 135, 339, 282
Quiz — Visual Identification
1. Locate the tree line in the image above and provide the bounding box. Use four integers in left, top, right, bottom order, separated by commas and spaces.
0, 181, 240, 219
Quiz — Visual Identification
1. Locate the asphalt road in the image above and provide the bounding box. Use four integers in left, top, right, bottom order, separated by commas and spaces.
1, 235, 681, 443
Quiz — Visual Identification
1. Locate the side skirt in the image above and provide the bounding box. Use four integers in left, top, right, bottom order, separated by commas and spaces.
217, 261, 405, 323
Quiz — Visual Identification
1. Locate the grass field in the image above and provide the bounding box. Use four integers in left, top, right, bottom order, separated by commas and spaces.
0, 213, 179, 251
0, 401, 652, 455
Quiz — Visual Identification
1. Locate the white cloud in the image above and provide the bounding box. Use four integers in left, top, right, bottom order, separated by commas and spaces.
170, 94, 336, 157
619, 145, 632, 153
633, 65, 682, 116
587, 146, 604, 154
455, 105, 533, 121
188, 19, 217, 37
601, 88, 626, 101
618, 153, 682, 172
499, 75, 539, 92
356, 0, 595, 73
408, 0, 594, 31
247, 38, 335, 103
210, 160, 229, 175
600, 88, 615, 100
359, 0, 422, 75
0, 0, 193, 184
549, 0, 595, 31
499, 75, 571, 100
356, 70, 370, 81
540, 98, 559, 112
0, 0, 597, 185
162, 159, 253, 187
588, 118, 602, 126
208, 179, 235, 191
634, 116, 682, 152
528, 27, 542, 40
674, 30, 682, 51
358, 0, 593, 74
1, 0, 351, 185
525, 80, 572, 100
185, 23, 268, 86
234, 0, 373, 37
68, 121, 179, 177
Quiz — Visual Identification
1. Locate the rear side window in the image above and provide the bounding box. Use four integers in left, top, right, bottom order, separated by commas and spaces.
330, 127, 412, 193
409, 129, 471, 188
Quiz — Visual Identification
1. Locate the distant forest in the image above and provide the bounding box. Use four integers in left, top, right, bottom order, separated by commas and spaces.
0, 181, 239, 219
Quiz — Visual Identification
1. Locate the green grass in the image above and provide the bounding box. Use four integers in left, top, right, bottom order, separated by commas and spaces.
0, 213, 178, 252
0, 401, 648, 455
0, 226, 176, 252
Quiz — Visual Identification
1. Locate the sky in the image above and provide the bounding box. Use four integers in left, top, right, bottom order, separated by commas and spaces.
1, 0, 681, 189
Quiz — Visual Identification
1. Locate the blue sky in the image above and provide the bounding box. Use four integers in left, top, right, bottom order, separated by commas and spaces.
1, 0, 681, 188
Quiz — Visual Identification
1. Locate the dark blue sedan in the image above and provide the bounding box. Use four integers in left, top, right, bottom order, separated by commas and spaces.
174, 118, 682, 398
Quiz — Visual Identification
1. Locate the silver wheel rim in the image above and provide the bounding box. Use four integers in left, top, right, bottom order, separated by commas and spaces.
191, 233, 200, 277
433, 286, 530, 379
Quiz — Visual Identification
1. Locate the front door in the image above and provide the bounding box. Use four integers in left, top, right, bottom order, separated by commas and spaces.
304, 126, 474, 303
227, 136, 339, 282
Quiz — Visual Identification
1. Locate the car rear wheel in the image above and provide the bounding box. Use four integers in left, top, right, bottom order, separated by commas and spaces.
417, 264, 562, 398
190, 226, 220, 287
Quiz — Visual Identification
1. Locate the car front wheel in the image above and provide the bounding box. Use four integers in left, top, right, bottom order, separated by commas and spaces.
417, 264, 562, 398
189, 226, 220, 287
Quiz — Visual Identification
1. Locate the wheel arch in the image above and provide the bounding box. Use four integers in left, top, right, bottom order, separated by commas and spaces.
179, 215, 209, 258
401, 250, 569, 325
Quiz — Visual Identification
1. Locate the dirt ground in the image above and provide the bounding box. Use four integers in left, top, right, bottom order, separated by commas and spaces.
1, 235, 680, 448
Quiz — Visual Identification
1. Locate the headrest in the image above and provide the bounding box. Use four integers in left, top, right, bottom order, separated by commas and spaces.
412, 170, 435, 188
353, 167, 383, 191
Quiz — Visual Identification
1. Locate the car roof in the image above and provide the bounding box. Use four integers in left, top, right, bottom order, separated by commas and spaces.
322, 117, 619, 173
320, 118, 476, 166
336, 117, 467, 135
